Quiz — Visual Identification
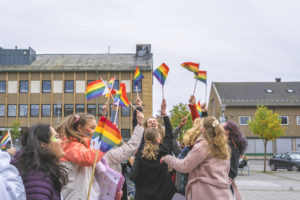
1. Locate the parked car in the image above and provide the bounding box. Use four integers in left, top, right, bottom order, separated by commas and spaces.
269, 153, 300, 171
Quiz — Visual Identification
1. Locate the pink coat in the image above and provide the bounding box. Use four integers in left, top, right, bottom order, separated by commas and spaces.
163, 138, 232, 200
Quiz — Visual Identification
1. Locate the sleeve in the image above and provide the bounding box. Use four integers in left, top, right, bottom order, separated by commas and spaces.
63, 141, 104, 167
188, 104, 200, 121
0, 151, 26, 200
105, 126, 144, 166
129, 154, 142, 184
202, 111, 208, 118
132, 106, 143, 129
160, 116, 173, 154
24, 176, 54, 200
172, 126, 182, 157
163, 139, 209, 173
229, 143, 240, 179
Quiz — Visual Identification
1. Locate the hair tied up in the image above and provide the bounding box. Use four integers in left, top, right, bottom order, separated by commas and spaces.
212, 120, 220, 128
74, 114, 80, 123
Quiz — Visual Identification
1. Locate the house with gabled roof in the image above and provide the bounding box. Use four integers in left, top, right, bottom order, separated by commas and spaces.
208, 79, 300, 156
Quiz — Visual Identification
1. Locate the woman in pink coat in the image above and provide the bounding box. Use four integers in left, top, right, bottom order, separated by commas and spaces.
161, 117, 232, 200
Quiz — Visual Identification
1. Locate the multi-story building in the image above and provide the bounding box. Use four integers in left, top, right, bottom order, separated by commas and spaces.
208, 79, 300, 156
0, 44, 153, 141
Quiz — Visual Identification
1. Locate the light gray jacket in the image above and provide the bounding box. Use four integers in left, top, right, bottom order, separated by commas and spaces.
0, 150, 26, 200
104, 125, 144, 173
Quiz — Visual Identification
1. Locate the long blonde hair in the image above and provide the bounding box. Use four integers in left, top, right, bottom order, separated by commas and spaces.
142, 127, 160, 160
183, 118, 203, 146
202, 117, 230, 160
57, 113, 95, 146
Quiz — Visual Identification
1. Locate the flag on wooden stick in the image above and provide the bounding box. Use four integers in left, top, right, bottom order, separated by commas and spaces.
133, 66, 144, 86
181, 62, 199, 73
85, 80, 107, 101
153, 63, 169, 85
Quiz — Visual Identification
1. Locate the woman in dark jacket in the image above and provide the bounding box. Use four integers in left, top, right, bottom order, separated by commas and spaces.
12, 124, 68, 200
130, 99, 176, 200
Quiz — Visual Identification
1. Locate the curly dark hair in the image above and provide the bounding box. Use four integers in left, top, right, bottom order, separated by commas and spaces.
223, 121, 248, 154
13, 124, 68, 192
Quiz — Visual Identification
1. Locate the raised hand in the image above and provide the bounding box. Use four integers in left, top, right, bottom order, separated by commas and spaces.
136, 96, 142, 107
136, 110, 144, 125
201, 102, 208, 112
161, 99, 167, 116
189, 95, 196, 105
180, 117, 188, 128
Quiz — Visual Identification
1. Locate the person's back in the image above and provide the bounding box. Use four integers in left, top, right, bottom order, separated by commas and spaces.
0, 150, 26, 200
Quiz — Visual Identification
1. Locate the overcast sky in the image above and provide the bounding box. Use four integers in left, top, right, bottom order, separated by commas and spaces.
1, 0, 300, 114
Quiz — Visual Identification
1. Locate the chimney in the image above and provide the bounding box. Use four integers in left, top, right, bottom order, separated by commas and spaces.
136, 44, 151, 57
275, 78, 281, 82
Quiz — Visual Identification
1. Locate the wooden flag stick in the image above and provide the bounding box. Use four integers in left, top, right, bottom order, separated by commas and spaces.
114, 100, 120, 124
185, 112, 191, 118
162, 86, 165, 100
136, 85, 139, 98
86, 149, 100, 200
193, 79, 198, 96
205, 83, 207, 103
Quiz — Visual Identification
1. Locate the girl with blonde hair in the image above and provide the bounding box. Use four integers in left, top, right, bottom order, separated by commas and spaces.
161, 117, 232, 200
129, 99, 176, 200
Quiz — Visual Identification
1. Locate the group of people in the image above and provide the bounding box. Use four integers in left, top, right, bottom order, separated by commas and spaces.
1, 94, 248, 200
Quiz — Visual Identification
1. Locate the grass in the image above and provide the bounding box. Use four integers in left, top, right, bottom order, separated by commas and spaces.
257, 171, 276, 174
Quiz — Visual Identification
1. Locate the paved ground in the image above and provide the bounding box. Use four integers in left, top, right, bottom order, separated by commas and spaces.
235, 160, 300, 200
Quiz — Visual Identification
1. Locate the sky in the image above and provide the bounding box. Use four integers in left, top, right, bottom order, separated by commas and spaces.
1, 0, 300, 115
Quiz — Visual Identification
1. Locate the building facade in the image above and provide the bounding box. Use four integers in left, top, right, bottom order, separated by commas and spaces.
0, 44, 153, 141
208, 80, 300, 156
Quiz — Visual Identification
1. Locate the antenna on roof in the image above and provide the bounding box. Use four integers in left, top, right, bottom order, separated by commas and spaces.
107, 45, 110, 54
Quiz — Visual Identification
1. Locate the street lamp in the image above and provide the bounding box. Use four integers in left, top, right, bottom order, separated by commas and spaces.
56, 101, 62, 125
219, 104, 226, 124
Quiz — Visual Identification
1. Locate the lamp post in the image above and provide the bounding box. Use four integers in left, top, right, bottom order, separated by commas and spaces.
219, 104, 226, 124
56, 101, 62, 125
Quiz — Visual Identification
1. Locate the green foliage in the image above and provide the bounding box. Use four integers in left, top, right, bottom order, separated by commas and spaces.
248, 106, 285, 141
169, 103, 193, 141
5, 120, 21, 141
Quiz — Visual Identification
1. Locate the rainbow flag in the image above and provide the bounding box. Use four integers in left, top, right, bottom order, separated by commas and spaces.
0, 131, 11, 150
134, 66, 144, 86
105, 77, 117, 98
194, 70, 207, 84
181, 62, 199, 73
153, 63, 169, 85
196, 101, 202, 117
91, 116, 122, 152
85, 80, 107, 101
114, 83, 130, 107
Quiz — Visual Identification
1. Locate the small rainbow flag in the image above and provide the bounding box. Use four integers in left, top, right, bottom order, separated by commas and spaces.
153, 63, 169, 85
91, 116, 122, 152
114, 83, 130, 107
105, 77, 117, 98
181, 62, 199, 73
0, 131, 11, 150
194, 70, 207, 84
134, 66, 144, 86
196, 101, 202, 117
85, 80, 107, 101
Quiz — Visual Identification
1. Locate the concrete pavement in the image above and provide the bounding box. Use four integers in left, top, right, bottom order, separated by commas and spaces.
235, 160, 300, 200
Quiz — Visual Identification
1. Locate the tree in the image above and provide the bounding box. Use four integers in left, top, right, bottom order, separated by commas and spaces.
3, 120, 22, 147
248, 106, 285, 172
169, 103, 193, 142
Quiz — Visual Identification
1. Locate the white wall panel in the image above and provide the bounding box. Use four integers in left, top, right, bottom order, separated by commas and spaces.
30, 81, 40, 93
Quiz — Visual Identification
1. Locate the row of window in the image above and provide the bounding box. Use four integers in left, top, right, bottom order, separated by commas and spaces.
239, 116, 300, 125
0, 80, 142, 93
0, 104, 131, 117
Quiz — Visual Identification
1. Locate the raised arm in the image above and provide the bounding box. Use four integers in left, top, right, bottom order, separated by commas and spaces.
160, 99, 174, 154
132, 96, 143, 129
172, 117, 188, 157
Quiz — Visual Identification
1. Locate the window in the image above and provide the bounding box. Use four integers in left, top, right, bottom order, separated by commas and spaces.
42, 105, 51, 117
110, 104, 115, 116
64, 104, 74, 116
53, 104, 62, 117
121, 129, 131, 142
75, 104, 85, 113
279, 116, 288, 125
87, 104, 96, 116
8, 105, 16, 117
65, 80, 74, 93
0, 105, 5, 116
19, 104, 28, 117
30, 104, 39, 117
239, 116, 250, 125
113, 80, 119, 90
20, 81, 29, 93
42, 80, 51, 93
87, 80, 95, 85
0, 81, 6, 93
274, 154, 282, 159
121, 106, 130, 116
98, 104, 107, 116
297, 116, 300, 125
132, 80, 142, 92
